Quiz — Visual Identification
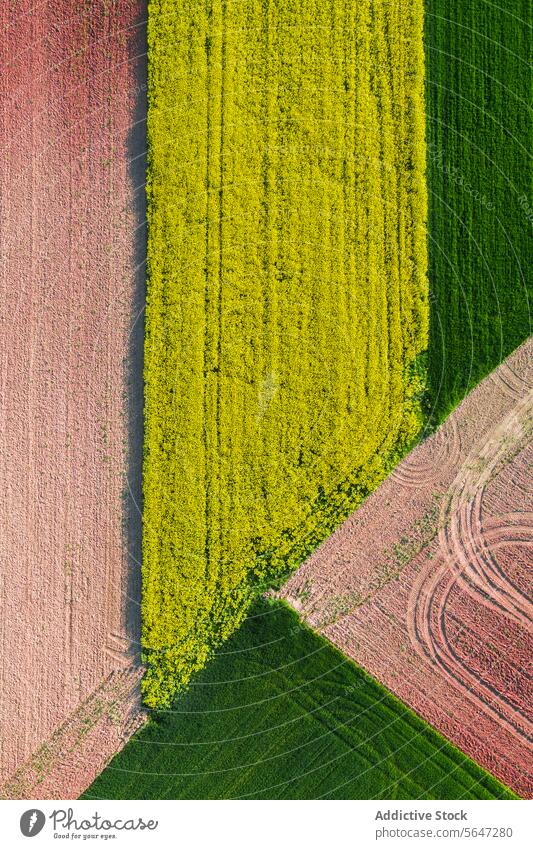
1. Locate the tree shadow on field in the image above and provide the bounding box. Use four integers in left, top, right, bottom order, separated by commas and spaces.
123, 6, 148, 662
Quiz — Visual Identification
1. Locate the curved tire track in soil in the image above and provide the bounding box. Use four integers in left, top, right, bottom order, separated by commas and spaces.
407, 539, 532, 748
437, 388, 532, 617
390, 415, 461, 489
491, 357, 532, 402
408, 384, 532, 747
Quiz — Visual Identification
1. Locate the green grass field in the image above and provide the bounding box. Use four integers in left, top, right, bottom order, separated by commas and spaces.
426, 0, 531, 422
83, 601, 515, 800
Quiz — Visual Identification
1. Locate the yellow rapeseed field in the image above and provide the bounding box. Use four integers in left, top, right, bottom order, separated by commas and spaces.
143, 0, 428, 707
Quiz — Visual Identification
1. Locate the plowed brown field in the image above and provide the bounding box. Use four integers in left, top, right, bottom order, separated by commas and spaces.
280, 339, 533, 797
0, 1, 146, 798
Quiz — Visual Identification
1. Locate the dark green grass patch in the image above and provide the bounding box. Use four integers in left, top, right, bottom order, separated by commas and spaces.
83, 601, 514, 800
426, 0, 531, 422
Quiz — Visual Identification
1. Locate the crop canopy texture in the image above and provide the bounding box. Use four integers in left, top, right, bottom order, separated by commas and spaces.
143, 0, 428, 706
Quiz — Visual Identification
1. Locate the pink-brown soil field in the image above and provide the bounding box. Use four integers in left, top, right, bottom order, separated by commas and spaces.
0, 668, 144, 800
280, 339, 533, 797
0, 1, 146, 798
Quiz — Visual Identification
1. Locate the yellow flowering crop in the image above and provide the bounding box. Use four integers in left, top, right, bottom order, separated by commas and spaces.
143, 0, 428, 706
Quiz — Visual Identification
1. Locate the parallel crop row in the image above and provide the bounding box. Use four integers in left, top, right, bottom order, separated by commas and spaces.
143, 0, 428, 707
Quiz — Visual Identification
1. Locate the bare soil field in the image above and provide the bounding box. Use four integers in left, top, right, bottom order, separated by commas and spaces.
0, 667, 144, 800
280, 339, 533, 797
0, 1, 146, 797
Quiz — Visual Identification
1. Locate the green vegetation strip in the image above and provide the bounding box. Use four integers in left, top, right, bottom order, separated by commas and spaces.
84, 601, 515, 800
426, 0, 531, 422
